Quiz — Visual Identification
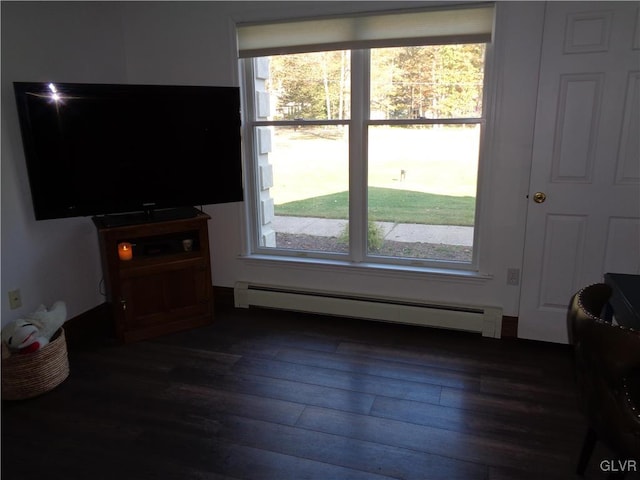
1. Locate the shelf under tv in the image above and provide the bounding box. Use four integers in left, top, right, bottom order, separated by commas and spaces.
93, 211, 213, 342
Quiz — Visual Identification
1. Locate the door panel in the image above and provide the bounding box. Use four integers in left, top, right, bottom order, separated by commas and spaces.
519, 2, 640, 343
538, 214, 587, 309
604, 217, 640, 273
616, 72, 640, 184
551, 74, 602, 182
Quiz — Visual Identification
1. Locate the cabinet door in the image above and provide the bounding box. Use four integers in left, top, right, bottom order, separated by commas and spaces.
120, 263, 212, 337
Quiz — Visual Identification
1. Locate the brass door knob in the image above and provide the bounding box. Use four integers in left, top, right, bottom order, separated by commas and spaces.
533, 192, 546, 203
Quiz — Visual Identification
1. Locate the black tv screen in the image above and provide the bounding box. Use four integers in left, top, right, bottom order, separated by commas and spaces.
13, 82, 243, 221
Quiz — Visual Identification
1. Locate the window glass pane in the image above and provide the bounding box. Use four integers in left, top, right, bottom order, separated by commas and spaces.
265, 51, 351, 121
259, 125, 349, 254
367, 125, 480, 262
370, 44, 485, 120
247, 40, 487, 265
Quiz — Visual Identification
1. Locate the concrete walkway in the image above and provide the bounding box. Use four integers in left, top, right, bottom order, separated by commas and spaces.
272, 216, 474, 246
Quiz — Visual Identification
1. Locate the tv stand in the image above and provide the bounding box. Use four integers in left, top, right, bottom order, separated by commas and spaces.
93, 211, 213, 342
94, 206, 202, 228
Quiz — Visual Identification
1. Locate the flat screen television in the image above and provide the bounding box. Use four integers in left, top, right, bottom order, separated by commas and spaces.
13, 82, 243, 223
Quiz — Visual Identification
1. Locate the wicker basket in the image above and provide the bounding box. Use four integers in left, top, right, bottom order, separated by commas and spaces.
2, 328, 70, 400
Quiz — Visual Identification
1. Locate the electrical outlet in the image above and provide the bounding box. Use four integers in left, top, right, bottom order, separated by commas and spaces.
8, 289, 22, 310
507, 268, 520, 286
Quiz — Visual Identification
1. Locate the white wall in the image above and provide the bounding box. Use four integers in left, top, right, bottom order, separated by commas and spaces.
1, 1, 544, 330
1, 2, 129, 323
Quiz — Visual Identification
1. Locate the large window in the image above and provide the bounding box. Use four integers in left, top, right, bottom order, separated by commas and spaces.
239, 5, 493, 269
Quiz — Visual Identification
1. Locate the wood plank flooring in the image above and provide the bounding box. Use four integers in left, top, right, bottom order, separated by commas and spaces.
2, 305, 635, 479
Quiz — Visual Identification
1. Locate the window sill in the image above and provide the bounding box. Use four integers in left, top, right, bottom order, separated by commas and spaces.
238, 254, 493, 284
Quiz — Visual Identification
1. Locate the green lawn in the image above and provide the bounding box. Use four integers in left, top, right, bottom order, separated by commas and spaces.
274, 187, 475, 226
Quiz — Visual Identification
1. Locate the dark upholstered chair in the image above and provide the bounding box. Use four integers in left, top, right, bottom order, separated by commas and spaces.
568, 283, 640, 478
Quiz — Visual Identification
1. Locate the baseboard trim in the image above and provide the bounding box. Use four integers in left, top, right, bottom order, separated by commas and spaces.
501, 315, 518, 338
217, 285, 518, 339
64, 288, 234, 350
214, 286, 235, 308
64, 303, 116, 351
66, 293, 519, 346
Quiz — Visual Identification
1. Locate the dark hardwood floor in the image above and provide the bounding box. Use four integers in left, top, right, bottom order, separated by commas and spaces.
2, 305, 635, 479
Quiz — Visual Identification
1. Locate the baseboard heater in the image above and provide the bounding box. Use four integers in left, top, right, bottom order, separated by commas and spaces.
234, 282, 502, 338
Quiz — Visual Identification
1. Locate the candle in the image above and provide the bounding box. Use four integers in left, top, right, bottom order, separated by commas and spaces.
118, 242, 133, 261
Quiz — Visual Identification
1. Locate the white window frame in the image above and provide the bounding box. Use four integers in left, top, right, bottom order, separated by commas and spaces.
238, 6, 496, 274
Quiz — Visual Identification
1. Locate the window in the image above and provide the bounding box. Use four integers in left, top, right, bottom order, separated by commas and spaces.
239, 5, 494, 269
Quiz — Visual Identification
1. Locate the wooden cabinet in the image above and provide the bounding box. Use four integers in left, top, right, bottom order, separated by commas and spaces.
94, 211, 214, 342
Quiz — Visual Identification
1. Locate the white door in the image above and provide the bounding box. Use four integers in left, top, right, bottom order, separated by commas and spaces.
519, 1, 640, 343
